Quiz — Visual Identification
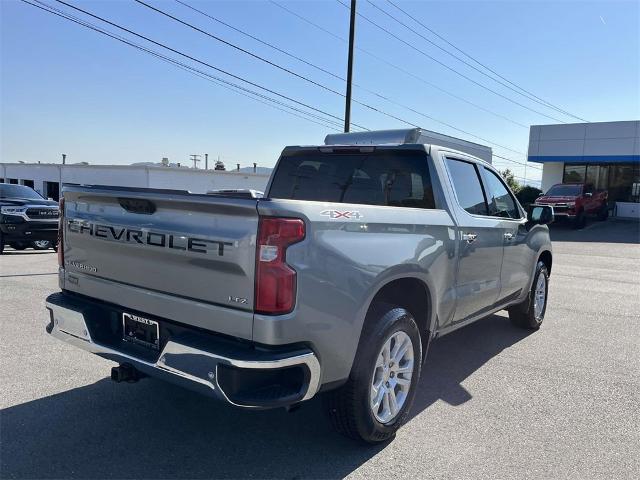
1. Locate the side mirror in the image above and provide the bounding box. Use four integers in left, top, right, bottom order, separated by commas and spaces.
537, 192, 544, 197
48, 197, 54, 201
528, 205, 554, 225
584, 192, 593, 197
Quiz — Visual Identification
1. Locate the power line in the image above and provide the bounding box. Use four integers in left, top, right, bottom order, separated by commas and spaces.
175, 0, 529, 130
52, 0, 366, 129
134, 0, 352, 100
27, 0, 540, 173
30, 0, 344, 131
174, 0, 345, 84
368, 0, 587, 123
136, 0, 531, 148
131, 0, 531, 152
268, 0, 529, 129
146, 0, 541, 166
268, 0, 540, 165
132, 0, 422, 133
22, 0, 344, 132
494, 154, 541, 170
384, 0, 588, 123
334, 0, 567, 123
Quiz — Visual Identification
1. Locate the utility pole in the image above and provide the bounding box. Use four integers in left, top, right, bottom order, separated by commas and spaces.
189, 154, 201, 169
62, 154, 66, 165
344, 0, 357, 133
205, 153, 209, 170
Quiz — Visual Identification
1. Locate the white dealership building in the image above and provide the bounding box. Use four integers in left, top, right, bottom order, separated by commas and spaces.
0, 163, 271, 201
528, 120, 640, 219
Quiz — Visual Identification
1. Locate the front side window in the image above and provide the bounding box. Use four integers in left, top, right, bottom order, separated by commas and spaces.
446, 158, 488, 215
269, 150, 436, 209
483, 168, 520, 219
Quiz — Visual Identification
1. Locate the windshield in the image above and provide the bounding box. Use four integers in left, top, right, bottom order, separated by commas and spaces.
0, 184, 44, 200
545, 184, 582, 197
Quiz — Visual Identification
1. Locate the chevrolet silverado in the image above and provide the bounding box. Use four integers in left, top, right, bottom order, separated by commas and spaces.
45, 130, 553, 443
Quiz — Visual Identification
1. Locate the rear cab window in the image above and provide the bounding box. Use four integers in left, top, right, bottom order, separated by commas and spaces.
268, 149, 437, 209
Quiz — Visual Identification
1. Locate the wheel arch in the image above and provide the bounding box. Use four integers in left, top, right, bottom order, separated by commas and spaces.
362, 276, 433, 362
538, 250, 552, 275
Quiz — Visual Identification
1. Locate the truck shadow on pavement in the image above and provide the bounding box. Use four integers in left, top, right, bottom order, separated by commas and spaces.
1, 314, 531, 479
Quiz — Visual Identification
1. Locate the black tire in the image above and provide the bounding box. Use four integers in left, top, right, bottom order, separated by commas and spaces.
597, 205, 609, 221
10, 242, 27, 250
323, 303, 423, 444
572, 210, 586, 229
508, 261, 549, 330
0, 233, 4, 255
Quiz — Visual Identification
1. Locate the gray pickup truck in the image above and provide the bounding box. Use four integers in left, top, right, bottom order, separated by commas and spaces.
45, 130, 553, 443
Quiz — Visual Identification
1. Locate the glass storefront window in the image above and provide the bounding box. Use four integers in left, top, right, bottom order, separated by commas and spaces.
563, 163, 640, 203
586, 165, 609, 191
609, 164, 640, 203
563, 165, 586, 183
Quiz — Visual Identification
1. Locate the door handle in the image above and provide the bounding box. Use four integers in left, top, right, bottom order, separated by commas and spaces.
504, 232, 514, 241
462, 233, 477, 243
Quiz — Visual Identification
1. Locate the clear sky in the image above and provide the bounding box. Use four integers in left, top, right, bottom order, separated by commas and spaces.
2, 0, 639, 184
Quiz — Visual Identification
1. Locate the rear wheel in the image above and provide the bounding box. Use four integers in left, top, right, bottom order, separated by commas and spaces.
597, 205, 609, 221
9, 242, 28, 250
323, 304, 422, 444
32, 240, 52, 250
508, 261, 549, 330
0, 233, 4, 254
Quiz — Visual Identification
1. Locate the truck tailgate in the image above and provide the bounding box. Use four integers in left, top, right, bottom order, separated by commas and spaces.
61, 186, 258, 338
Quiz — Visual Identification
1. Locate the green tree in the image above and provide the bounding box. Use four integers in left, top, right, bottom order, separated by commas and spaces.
500, 169, 521, 193
516, 185, 542, 208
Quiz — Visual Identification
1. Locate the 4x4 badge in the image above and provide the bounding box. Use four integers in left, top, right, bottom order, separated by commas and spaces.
320, 210, 363, 220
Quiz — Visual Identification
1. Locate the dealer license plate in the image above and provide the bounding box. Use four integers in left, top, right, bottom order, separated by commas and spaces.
122, 313, 160, 350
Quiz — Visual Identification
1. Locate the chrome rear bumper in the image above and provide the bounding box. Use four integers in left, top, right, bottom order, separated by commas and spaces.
45, 293, 321, 408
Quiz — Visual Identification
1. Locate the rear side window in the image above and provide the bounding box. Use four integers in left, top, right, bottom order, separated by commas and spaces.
446, 158, 488, 215
482, 168, 520, 219
269, 150, 436, 209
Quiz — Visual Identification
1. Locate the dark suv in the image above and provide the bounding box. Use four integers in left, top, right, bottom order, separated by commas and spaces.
0, 183, 60, 254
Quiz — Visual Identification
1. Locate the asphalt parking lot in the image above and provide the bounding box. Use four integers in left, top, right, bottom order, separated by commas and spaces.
1, 220, 639, 479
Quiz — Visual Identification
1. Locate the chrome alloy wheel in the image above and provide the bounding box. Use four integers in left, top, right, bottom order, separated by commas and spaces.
370, 331, 414, 424
533, 274, 547, 321
33, 240, 51, 249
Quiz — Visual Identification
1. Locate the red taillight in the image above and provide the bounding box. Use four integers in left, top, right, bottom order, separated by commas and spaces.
57, 197, 64, 267
255, 217, 305, 314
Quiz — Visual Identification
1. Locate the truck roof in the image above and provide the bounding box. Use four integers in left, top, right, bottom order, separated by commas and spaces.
323, 128, 493, 163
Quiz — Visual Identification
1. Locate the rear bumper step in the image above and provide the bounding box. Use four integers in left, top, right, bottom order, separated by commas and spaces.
45, 293, 321, 408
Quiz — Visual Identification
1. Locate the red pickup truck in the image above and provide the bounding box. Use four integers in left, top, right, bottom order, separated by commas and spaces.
535, 183, 608, 228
